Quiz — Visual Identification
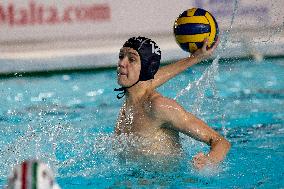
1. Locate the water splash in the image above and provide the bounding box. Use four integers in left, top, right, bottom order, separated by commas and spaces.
174, 56, 220, 117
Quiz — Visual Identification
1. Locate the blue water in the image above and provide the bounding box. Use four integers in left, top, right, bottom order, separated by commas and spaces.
0, 57, 283, 188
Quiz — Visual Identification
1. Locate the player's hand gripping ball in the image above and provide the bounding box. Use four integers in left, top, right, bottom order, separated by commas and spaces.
174, 8, 219, 53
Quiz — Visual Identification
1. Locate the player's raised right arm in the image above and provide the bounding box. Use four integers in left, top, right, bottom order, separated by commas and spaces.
151, 38, 219, 89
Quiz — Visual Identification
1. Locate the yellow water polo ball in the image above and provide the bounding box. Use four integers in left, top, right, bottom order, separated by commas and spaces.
174, 8, 219, 53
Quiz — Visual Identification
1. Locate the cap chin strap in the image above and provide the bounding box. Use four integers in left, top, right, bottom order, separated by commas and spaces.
114, 79, 140, 99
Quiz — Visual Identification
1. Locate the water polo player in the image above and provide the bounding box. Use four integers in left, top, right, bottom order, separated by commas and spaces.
114, 36, 230, 170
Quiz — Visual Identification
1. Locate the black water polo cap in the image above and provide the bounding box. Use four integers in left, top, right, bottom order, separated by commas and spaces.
114, 37, 161, 99
123, 36, 161, 81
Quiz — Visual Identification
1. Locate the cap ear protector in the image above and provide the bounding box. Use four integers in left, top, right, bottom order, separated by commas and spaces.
115, 36, 161, 99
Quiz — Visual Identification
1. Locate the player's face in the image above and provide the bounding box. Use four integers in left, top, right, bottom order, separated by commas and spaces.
117, 47, 141, 87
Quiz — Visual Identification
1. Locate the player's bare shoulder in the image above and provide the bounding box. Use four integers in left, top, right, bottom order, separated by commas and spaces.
149, 92, 184, 121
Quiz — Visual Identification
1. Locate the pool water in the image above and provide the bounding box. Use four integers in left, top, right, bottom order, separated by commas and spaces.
0, 57, 283, 188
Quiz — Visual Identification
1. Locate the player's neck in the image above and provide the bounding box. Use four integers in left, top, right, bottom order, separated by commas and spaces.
125, 81, 151, 104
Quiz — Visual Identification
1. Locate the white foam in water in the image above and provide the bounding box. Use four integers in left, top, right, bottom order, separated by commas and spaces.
72, 85, 80, 91
31, 92, 55, 102
62, 75, 71, 81
86, 89, 104, 97
14, 93, 23, 102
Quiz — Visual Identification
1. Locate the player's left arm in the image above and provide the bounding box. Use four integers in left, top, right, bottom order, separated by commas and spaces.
152, 96, 230, 170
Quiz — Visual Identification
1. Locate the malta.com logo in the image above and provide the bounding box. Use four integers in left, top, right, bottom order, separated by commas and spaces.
0, 1, 111, 26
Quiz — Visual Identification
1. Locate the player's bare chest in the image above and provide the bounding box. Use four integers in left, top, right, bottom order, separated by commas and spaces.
116, 103, 153, 133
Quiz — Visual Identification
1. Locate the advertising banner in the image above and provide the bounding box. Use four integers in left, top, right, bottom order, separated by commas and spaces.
1, 0, 282, 42
0, 0, 283, 72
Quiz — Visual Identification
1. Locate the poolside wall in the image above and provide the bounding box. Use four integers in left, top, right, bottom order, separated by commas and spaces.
0, 0, 283, 74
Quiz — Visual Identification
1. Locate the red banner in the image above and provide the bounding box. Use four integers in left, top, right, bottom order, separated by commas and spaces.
0, 2, 110, 26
